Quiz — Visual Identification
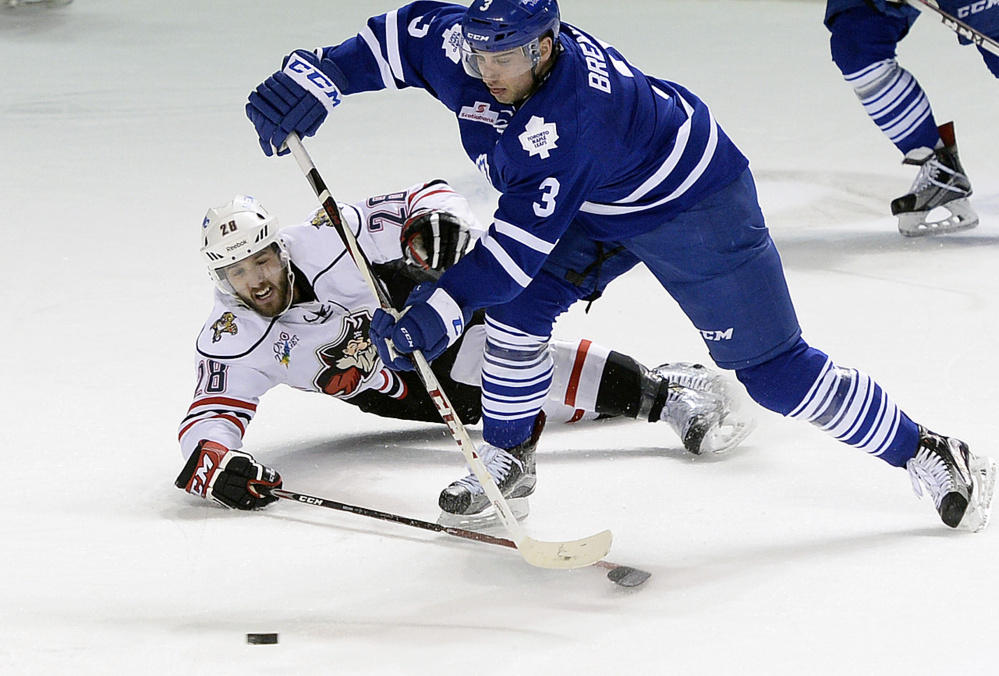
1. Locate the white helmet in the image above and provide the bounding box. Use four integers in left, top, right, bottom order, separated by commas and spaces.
200, 195, 289, 294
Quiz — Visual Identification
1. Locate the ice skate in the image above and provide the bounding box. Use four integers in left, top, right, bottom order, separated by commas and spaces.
649, 363, 755, 454
906, 426, 996, 532
437, 414, 543, 528
892, 122, 978, 237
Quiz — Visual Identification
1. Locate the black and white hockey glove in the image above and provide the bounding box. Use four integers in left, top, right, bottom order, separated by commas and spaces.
400, 209, 474, 274
175, 441, 282, 510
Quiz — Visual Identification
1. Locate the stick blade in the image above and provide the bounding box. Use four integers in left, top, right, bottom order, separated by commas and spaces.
517, 529, 613, 569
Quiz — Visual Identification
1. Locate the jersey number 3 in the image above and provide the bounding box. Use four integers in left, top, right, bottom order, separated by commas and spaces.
533, 177, 560, 218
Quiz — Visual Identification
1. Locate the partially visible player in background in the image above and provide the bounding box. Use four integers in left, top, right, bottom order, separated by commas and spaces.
825, 0, 998, 236
175, 180, 753, 519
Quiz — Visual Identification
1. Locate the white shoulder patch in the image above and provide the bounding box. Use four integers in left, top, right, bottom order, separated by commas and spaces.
441, 23, 462, 64
518, 116, 559, 160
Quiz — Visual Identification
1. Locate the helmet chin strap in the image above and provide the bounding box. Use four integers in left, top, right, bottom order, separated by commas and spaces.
277, 259, 297, 316
519, 39, 560, 106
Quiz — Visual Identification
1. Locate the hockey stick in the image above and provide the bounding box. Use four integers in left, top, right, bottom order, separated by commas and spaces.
282, 132, 612, 569
904, 0, 999, 57
261, 486, 650, 587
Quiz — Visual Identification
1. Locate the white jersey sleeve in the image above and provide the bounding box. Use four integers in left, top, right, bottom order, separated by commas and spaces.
178, 344, 278, 460
307, 179, 485, 265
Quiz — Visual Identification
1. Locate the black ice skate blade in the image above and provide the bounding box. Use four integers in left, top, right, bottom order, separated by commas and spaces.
435, 497, 530, 531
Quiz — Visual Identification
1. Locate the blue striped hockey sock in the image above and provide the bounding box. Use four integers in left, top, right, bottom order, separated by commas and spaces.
845, 58, 939, 154
480, 316, 553, 449
788, 357, 919, 467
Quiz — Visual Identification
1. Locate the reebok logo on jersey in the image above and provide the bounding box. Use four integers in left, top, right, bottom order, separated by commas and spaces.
460, 102, 500, 126
519, 116, 558, 159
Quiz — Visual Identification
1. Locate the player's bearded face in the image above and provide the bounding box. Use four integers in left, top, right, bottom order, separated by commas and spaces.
222, 246, 293, 318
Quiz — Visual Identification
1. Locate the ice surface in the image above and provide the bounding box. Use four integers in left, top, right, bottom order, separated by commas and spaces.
2, 0, 998, 673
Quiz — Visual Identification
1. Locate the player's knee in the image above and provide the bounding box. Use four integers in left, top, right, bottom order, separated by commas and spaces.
735, 338, 829, 416
828, 7, 908, 76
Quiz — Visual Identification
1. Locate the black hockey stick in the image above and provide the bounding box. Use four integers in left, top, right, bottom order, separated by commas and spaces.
282, 132, 612, 570
904, 0, 999, 57
262, 486, 650, 587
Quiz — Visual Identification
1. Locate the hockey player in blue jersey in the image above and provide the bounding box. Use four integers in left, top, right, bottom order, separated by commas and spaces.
246, 0, 996, 532
825, 0, 999, 236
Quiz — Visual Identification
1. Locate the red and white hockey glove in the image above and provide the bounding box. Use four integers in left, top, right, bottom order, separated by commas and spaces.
175, 440, 282, 510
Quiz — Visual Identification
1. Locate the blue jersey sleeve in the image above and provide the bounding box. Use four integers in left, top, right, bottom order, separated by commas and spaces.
319, 2, 467, 100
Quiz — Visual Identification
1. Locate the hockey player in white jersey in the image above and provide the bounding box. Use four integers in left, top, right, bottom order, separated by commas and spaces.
175, 180, 753, 514
245, 0, 995, 532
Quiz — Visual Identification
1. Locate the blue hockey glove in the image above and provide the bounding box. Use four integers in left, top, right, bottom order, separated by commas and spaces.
246, 49, 348, 156
370, 286, 469, 371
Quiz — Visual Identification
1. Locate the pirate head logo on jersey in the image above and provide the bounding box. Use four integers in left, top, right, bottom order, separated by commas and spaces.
210, 312, 238, 343
314, 311, 380, 397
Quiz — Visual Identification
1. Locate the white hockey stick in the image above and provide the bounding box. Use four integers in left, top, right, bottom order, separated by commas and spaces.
283, 132, 612, 569
904, 0, 999, 57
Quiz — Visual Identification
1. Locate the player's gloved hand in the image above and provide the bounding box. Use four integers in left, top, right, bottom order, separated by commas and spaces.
246, 49, 348, 157
175, 440, 282, 510
370, 285, 469, 371
401, 209, 474, 274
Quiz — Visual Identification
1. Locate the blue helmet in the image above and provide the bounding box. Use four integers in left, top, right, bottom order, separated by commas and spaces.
461, 0, 560, 53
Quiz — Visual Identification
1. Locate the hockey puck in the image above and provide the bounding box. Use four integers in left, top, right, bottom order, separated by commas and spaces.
246, 633, 278, 645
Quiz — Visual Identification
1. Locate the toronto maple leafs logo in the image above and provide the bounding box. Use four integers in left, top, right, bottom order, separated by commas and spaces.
210, 311, 238, 343
441, 24, 463, 64
313, 311, 380, 397
518, 116, 558, 159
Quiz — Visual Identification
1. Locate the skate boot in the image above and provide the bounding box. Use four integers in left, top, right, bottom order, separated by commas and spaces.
644, 364, 755, 455
437, 413, 543, 528
906, 426, 996, 532
891, 122, 978, 237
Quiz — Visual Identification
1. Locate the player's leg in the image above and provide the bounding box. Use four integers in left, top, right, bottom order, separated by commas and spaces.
627, 168, 994, 530
436, 228, 643, 522
449, 322, 754, 453
826, 3, 936, 154
737, 340, 994, 531
546, 339, 754, 454
826, 3, 976, 235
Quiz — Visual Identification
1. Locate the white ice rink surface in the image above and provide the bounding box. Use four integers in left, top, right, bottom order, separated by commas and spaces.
3, 1, 998, 673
